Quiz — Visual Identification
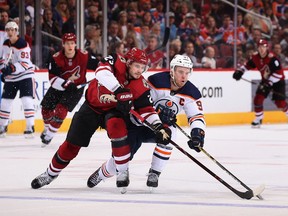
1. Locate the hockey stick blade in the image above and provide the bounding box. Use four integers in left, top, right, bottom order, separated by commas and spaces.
147, 27, 170, 54
174, 123, 265, 200
253, 184, 265, 200
129, 110, 257, 199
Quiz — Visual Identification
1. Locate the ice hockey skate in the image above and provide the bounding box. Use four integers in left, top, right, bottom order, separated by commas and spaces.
87, 167, 103, 188
0, 125, 8, 138
24, 126, 34, 139
41, 132, 53, 147
116, 170, 129, 194
251, 119, 262, 128
147, 169, 160, 189
31, 170, 57, 189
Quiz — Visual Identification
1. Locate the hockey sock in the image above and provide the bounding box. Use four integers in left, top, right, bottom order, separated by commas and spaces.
21, 96, 35, 128
106, 117, 130, 172
151, 143, 173, 173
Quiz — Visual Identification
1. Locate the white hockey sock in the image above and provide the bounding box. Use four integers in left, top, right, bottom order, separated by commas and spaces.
150, 143, 173, 173
21, 96, 35, 128
0, 98, 13, 126
98, 157, 116, 179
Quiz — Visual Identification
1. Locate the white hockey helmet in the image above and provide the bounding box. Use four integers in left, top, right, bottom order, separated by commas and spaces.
5, 21, 19, 32
170, 54, 193, 72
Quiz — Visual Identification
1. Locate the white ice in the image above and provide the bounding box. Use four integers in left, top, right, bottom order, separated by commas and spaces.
0, 124, 287, 216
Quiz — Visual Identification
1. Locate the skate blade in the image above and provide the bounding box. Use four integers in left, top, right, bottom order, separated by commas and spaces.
119, 187, 127, 194
25, 134, 34, 139
0, 133, 6, 138
148, 187, 155, 193
41, 143, 49, 148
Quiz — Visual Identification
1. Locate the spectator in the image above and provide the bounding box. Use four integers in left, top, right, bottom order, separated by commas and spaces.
201, 46, 216, 69
110, 0, 129, 21
85, 5, 100, 26
278, 7, 288, 29
161, 12, 177, 41
264, 5, 280, 31
54, 0, 70, 29
145, 34, 164, 69
42, 8, 62, 51
84, 24, 103, 58
246, 28, 262, 51
124, 30, 140, 51
199, 15, 221, 46
61, 6, 76, 34
138, 24, 150, 49
150, 0, 165, 24
182, 41, 203, 68
141, 11, 154, 29
272, 43, 288, 68
107, 20, 121, 48
117, 10, 128, 40
108, 41, 125, 55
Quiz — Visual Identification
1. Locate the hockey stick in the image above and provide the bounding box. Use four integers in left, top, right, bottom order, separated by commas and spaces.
129, 109, 264, 200
173, 123, 265, 200
241, 77, 288, 99
76, 79, 93, 89
4, 49, 13, 66
147, 27, 170, 55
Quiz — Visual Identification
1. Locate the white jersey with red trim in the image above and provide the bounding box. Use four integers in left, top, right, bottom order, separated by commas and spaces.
1, 37, 35, 82
148, 71, 206, 139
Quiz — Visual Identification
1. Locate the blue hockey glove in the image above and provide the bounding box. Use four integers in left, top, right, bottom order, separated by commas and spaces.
1, 63, 16, 76
156, 104, 176, 127
188, 128, 205, 152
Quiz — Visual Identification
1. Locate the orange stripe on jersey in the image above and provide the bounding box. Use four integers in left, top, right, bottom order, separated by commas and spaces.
189, 115, 205, 124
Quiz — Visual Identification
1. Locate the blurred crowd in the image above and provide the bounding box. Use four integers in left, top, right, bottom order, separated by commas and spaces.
1, 0, 288, 69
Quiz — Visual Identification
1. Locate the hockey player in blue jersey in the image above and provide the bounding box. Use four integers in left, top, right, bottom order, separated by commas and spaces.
87, 54, 206, 189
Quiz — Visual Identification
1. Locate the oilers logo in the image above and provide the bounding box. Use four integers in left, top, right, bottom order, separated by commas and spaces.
155, 99, 179, 115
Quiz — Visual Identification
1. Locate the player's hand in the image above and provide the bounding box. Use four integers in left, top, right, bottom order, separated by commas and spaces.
257, 81, 272, 96
156, 104, 176, 127
114, 87, 133, 114
232, 69, 244, 81
188, 128, 205, 152
1, 63, 16, 76
154, 123, 171, 145
62, 80, 77, 92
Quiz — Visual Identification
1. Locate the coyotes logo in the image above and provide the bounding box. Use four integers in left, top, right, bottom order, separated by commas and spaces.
62, 66, 81, 81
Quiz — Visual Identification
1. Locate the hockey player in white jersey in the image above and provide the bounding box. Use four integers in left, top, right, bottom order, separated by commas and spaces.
0, 21, 35, 137
87, 54, 206, 189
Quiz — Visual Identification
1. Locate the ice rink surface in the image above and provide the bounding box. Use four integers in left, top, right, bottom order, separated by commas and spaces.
0, 123, 287, 216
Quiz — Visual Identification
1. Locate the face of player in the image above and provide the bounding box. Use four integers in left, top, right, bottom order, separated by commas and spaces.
171, 66, 191, 89
5, 28, 18, 42
128, 62, 147, 79
258, 45, 268, 58
63, 41, 76, 57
